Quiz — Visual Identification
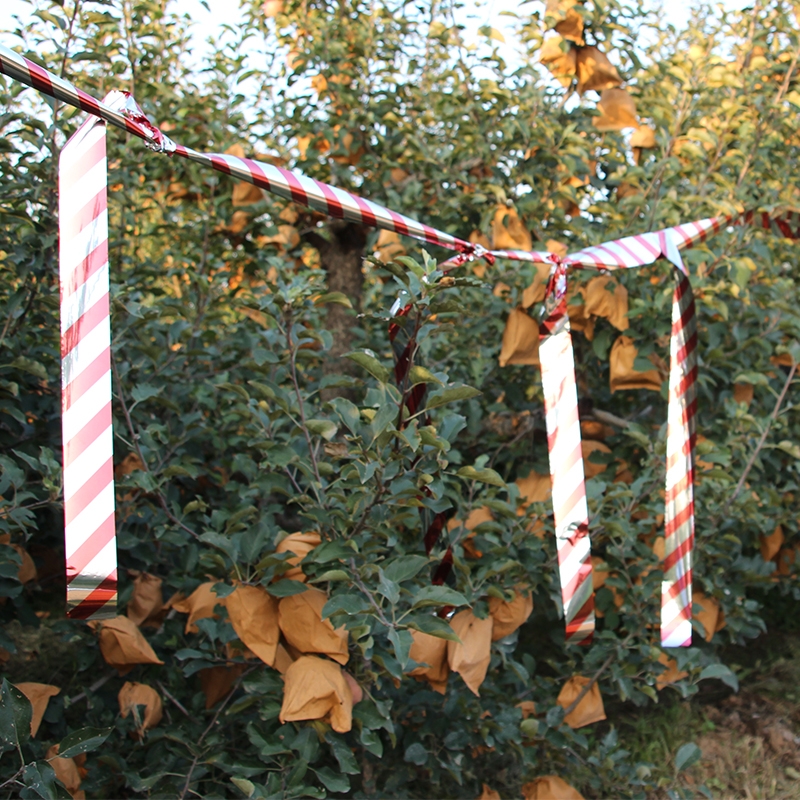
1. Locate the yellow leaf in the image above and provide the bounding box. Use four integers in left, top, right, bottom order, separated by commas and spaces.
630, 124, 657, 148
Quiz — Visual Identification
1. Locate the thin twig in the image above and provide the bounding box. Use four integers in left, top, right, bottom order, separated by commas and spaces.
65, 672, 114, 706
562, 641, 628, 719
158, 681, 191, 717
731, 363, 797, 503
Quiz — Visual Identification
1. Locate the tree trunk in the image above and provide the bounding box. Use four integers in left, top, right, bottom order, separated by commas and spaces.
304, 221, 366, 401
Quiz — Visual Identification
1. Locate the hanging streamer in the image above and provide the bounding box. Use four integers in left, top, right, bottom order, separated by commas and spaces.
59, 96, 126, 620
2, 43, 799, 644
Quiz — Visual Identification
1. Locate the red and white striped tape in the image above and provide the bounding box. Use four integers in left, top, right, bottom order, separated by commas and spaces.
539, 260, 594, 644
60, 103, 121, 620
3, 44, 799, 643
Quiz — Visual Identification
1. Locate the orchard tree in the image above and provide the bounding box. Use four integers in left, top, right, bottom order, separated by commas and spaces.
1, 1, 800, 798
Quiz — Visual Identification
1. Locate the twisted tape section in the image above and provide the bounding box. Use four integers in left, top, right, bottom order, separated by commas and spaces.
539, 260, 594, 644
59, 107, 118, 620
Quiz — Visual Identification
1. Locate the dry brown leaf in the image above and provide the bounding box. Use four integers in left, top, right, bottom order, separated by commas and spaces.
522, 775, 585, 800
118, 682, 163, 735
448, 506, 493, 533
275, 532, 322, 582
693, 591, 725, 641
593, 88, 638, 131
225, 584, 280, 666
259, 224, 300, 250
576, 46, 622, 94
582, 440, 611, 479
517, 699, 537, 719
547, 0, 585, 44
15, 683, 60, 737
199, 665, 245, 708
540, 36, 577, 86
280, 655, 353, 732
631, 125, 656, 148
45, 745, 83, 798
516, 471, 551, 506
492, 205, 533, 251
310, 73, 328, 94
580, 420, 613, 440
583, 276, 629, 331
227, 210, 250, 234
92, 616, 163, 673
656, 651, 688, 690
477, 783, 502, 800
499, 308, 539, 367
115, 453, 145, 480
447, 610, 493, 696
557, 675, 606, 728
408, 629, 450, 694
171, 582, 222, 634
521, 262, 554, 308
761, 524, 785, 562
609, 336, 663, 392
733, 382, 754, 406
590, 556, 609, 590
126, 572, 163, 627
12, 544, 36, 584
279, 588, 349, 665
376, 229, 406, 262
489, 589, 533, 640
617, 180, 641, 198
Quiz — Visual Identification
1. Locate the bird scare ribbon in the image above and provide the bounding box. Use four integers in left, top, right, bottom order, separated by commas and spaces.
3, 43, 799, 642
59, 94, 130, 620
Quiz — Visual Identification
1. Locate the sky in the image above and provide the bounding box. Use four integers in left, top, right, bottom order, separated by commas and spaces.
0, 0, 742, 57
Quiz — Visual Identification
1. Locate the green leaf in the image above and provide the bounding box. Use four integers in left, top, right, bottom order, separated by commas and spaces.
412, 585, 469, 609
456, 465, 506, 488
404, 742, 428, 765
8, 357, 47, 381
305, 419, 338, 440
0, 678, 31, 750
265, 580, 309, 597
322, 594, 370, 618
344, 351, 390, 383
314, 291, 353, 308
230, 777, 256, 797
674, 741, 702, 772
22, 761, 69, 800
698, 664, 739, 691
56, 726, 113, 758
406, 614, 462, 642
388, 628, 413, 669
408, 366, 442, 386
326, 732, 360, 774
424, 385, 482, 410
377, 569, 400, 604
131, 384, 162, 404
313, 766, 350, 793
383, 555, 429, 584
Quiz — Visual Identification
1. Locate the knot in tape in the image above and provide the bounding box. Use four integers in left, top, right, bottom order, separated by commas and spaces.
542, 255, 569, 319
117, 91, 176, 154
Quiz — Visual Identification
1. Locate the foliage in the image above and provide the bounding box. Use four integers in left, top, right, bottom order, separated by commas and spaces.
1, 0, 800, 798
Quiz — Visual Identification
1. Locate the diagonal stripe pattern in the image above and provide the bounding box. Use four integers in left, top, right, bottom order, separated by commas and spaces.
539, 264, 595, 644
60, 112, 117, 620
